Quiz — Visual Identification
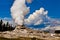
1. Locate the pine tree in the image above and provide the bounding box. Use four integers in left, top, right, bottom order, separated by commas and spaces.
0, 20, 1, 31
0, 20, 1, 26
0, 20, 3, 26
3, 23, 6, 31
6, 22, 9, 27
0, 20, 15, 31
0, 20, 3, 31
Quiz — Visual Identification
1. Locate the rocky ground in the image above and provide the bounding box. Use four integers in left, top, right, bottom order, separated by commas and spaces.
0, 25, 60, 40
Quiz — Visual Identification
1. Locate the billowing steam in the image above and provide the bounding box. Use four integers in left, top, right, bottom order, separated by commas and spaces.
11, 0, 60, 26
24, 8, 48, 25
10, 0, 31, 25
10, 0, 49, 25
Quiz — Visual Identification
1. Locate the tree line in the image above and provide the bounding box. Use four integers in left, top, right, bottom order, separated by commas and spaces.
0, 20, 15, 31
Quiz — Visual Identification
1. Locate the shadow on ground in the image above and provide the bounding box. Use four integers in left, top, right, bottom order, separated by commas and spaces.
0, 37, 44, 40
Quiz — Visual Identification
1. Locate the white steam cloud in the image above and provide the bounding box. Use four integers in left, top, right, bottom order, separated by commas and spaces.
10, 0, 31, 25
10, 0, 49, 25
11, 0, 60, 26
24, 8, 48, 25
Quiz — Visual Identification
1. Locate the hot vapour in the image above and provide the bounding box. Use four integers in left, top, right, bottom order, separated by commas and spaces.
10, 0, 48, 25
10, 0, 31, 25
24, 8, 48, 25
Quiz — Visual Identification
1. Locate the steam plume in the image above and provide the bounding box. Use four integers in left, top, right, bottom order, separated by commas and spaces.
11, 0, 58, 26
24, 8, 48, 25
11, 0, 48, 25
10, 0, 31, 25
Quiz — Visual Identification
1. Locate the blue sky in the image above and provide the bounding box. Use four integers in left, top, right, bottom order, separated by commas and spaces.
0, 0, 60, 18
0, 0, 60, 29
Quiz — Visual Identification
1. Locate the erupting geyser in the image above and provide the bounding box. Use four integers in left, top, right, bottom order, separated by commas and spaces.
10, 0, 48, 26
10, 0, 32, 25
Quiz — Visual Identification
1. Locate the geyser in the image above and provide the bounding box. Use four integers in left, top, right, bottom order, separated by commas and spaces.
10, 0, 32, 25
10, 0, 48, 26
